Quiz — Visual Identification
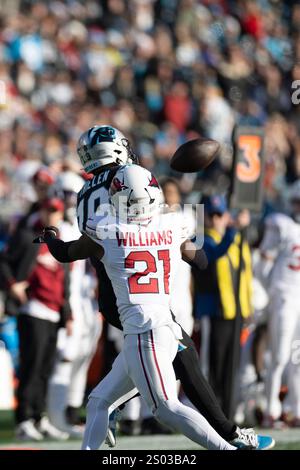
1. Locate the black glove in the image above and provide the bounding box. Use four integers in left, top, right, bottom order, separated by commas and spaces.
33, 226, 59, 244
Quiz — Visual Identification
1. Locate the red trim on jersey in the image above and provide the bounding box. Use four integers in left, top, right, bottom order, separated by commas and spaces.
150, 330, 168, 400
138, 334, 157, 408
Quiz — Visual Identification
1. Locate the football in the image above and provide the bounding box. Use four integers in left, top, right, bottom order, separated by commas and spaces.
170, 138, 220, 173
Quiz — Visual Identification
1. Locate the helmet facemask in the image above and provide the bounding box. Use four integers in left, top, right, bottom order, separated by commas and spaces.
109, 166, 162, 226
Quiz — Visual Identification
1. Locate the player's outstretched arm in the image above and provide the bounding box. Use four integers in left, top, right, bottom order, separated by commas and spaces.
33, 227, 104, 262
181, 240, 208, 270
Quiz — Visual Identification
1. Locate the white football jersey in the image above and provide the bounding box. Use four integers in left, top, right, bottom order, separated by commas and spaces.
260, 213, 300, 293
96, 213, 185, 335
76, 169, 185, 336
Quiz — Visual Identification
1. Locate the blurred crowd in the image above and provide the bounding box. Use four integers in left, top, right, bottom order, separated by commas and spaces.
1, 0, 300, 441
0, 0, 300, 216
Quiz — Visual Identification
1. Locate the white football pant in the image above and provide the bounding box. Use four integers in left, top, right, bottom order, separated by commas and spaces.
265, 292, 300, 419
81, 326, 235, 450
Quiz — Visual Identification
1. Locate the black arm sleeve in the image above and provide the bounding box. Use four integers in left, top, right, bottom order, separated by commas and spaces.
183, 249, 208, 270
44, 236, 75, 263
59, 264, 72, 327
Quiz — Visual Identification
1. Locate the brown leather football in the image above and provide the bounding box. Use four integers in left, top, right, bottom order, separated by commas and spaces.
170, 138, 220, 173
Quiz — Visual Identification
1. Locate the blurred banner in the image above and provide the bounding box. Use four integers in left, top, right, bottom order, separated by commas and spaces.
230, 127, 265, 212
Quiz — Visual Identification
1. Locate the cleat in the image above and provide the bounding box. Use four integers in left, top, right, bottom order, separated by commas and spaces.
15, 419, 44, 442
230, 427, 275, 450
105, 428, 116, 448
105, 409, 119, 447
256, 435, 275, 450
36, 416, 69, 440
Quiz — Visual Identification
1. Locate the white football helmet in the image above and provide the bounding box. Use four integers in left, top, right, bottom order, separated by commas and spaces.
77, 125, 137, 173
109, 165, 163, 224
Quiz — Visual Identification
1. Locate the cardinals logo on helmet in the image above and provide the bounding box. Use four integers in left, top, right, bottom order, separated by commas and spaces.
148, 175, 159, 188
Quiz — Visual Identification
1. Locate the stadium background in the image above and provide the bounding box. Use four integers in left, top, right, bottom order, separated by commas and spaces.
0, 0, 300, 450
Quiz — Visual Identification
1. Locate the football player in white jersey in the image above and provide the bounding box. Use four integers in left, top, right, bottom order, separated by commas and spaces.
42, 164, 237, 450
35, 125, 274, 450
260, 182, 300, 427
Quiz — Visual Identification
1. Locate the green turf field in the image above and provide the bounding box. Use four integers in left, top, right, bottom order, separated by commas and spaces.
1, 410, 299, 450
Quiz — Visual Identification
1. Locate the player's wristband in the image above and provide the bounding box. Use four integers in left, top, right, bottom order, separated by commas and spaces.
33, 226, 59, 244
43, 226, 59, 240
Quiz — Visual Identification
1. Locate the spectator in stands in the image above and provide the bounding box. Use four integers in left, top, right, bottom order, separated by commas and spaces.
0, 197, 71, 441
0, 0, 299, 432
193, 195, 252, 417
0, 0, 297, 215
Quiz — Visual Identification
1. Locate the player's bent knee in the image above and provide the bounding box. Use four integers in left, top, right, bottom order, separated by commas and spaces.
153, 399, 180, 430
86, 396, 110, 414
